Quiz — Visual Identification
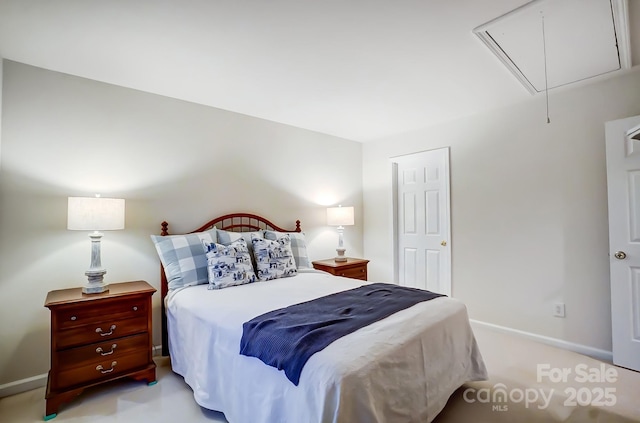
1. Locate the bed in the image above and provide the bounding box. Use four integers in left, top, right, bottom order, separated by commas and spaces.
155, 213, 487, 423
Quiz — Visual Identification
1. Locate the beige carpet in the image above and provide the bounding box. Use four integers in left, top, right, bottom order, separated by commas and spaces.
1, 324, 639, 422
435, 324, 640, 423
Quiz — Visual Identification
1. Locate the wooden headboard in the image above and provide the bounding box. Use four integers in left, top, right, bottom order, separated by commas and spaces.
159, 213, 301, 356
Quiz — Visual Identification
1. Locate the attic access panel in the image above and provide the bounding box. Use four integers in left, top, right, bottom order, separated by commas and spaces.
474, 0, 631, 94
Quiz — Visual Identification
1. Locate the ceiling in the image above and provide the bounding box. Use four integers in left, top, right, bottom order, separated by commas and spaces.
0, 0, 638, 142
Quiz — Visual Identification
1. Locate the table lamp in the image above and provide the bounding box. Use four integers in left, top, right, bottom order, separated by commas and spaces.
67, 195, 125, 294
327, 205, 354, 262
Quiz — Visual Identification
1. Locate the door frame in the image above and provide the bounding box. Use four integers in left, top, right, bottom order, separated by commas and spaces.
390, 147, 452, 294
605, 115, 640, 371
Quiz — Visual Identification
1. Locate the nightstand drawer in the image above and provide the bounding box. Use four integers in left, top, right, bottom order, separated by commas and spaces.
336, 267, 367, 280
56, 316, 148, 350
55, 349, 150, 390
312, 258, 369, 281
57, 333, 149, 370
56, 298, 147, 330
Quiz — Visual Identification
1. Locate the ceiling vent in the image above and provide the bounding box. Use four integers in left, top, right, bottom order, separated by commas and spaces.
473, 0, 631, 94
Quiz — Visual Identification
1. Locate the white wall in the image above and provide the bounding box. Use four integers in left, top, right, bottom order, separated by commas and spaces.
0, 57, 3, 168
0, 60, 363, 387
363, 68, 640, 353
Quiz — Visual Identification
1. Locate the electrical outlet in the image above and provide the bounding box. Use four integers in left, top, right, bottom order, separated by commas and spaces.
554, 303, 566, 318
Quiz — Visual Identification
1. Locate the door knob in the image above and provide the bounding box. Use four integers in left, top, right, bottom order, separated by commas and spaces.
441, 240, 447, 247
614, 251, 627, 260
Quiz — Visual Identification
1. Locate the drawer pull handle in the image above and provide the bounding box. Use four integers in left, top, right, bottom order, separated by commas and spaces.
96, 325, 116, 336
96, 361, 117, 374
133, 306, 138, 311
70, 316, 77, 321
96, 344, 117, 356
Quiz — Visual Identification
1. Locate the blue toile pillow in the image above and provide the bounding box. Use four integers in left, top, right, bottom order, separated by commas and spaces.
251, 234, 298, 281
217, 229, 263, 271
150, 228, 217, 290
203, 238, 257, 289
264, 230, 311, 269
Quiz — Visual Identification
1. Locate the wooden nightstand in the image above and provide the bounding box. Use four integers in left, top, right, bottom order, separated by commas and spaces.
312, 258, 369, 281
44, 280, 157, 420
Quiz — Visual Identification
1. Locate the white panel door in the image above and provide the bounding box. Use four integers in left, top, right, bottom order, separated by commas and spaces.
605, 115, 640, 372
392, 148, 451, 295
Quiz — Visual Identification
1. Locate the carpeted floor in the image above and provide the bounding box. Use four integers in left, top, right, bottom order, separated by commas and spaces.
1, 323, 638, 422
434, 324, 640, 423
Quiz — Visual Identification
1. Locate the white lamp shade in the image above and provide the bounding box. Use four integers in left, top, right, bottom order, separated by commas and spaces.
327, 206, 354, 226
67, 197, 125, 231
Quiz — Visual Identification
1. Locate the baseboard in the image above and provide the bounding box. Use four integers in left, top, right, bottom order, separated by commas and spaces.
0, 373, 47, 398
470, 319, 613, 362
0, 344, 165, 398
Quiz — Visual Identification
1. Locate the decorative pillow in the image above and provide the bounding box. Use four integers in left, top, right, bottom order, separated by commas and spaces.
251, 234, 298, 281
264, 230, 311, 269
203, 238, 257, 289
150, 228, 217, 290
217, 229, 263, 270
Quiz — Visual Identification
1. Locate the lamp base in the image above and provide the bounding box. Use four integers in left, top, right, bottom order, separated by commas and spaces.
82, 283, 109, 294
334, 248, 348, 263
83, 269, 109, 294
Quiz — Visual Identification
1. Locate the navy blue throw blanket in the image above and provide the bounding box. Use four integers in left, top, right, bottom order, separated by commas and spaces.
239, 283, 445, 385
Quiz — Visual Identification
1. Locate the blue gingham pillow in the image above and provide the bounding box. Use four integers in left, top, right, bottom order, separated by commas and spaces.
150, 228, 217, 290
251, 234, 297, 281
203, 238, 257, 289
264, 230, 311, 269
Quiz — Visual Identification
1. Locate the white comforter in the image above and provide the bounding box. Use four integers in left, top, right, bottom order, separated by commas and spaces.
166, 270, 487, 423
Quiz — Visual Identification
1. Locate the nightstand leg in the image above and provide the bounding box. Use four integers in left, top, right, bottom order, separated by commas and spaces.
130, 365, 157, 386
45, 385, 84, 419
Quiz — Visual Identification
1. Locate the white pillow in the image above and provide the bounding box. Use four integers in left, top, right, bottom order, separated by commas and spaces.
216, 229, 263, 245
